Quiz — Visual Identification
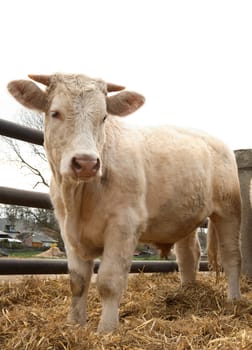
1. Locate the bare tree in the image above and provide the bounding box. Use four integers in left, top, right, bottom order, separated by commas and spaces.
1, 204, 58, 230
3, 109, 50, 189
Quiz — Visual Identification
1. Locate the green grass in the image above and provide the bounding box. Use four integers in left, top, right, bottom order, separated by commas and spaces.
7, 251, 42, 258
1, 247, 49, 258
133, 255, 163, 261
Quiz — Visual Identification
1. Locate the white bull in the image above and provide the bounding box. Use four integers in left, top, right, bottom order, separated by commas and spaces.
8, 73, 242, 332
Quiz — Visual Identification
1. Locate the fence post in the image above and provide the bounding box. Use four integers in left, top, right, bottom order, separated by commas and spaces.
235, 149, 252, 277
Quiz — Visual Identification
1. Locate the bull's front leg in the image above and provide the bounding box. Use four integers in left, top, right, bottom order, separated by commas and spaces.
97, 219, 139, 333
51, 187, 94, 325
67, 251, 94, 325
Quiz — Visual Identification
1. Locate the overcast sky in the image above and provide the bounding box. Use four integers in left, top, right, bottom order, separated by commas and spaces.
0, 0, 252, 190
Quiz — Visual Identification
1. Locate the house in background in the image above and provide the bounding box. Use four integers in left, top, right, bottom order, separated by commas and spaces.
0, 218, 60, 248
22, 231, 58, 248
0, 230, 22, 248
0, 218, 33, 234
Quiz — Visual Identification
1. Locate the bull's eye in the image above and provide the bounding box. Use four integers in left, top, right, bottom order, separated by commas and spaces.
50, 111, 60, 118
103, 114, 108, 123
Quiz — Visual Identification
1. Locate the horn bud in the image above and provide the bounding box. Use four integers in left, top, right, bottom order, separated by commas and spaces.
28, 74, 51, 86
107, 82, 125, 92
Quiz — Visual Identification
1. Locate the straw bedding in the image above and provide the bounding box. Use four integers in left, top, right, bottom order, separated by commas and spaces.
1, 272, 252, 349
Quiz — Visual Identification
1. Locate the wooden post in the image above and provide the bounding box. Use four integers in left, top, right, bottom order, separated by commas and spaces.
235, 149, 252, 277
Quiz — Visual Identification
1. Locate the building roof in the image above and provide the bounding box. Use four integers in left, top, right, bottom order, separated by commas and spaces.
0, 230, 22, 243
32, 232, 58, 243
0, 230, 12, 238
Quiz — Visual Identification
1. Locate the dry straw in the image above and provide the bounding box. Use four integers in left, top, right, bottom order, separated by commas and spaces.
1, 272, 252, 349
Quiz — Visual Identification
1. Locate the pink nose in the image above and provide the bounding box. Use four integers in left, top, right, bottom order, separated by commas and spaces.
71, 155, 100, 178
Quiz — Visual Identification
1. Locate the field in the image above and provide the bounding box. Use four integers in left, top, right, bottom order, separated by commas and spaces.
1, 271, 252, 349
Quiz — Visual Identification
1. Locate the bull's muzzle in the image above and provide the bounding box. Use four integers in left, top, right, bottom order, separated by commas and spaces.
71, 155, 100, 179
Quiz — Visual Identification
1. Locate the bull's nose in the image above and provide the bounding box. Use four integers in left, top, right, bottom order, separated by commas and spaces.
71, 155, 100, 178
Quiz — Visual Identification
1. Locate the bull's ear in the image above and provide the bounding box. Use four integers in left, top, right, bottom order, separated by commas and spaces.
7, 80, 47, 112
106, 91, 145, 116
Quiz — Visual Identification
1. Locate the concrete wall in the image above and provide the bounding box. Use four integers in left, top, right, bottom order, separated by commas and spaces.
235, 149, 252, 277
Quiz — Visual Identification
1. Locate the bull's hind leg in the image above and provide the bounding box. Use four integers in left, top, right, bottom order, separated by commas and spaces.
208, 213, 241, 300
175, 230, 201, 284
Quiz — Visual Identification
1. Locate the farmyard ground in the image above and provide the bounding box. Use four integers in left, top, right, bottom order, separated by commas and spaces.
1, 272, 252, 349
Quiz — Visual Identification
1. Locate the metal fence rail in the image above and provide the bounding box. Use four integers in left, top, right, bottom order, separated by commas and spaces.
0, 118, 43, 145
0, 186, 52, 209
0, 259, 209, 275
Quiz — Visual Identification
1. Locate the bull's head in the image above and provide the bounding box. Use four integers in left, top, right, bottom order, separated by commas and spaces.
7, 73, 145, 183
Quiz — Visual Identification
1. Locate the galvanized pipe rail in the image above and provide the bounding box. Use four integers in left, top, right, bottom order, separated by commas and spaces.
0, 259, 209, 275
0, 186, 52, 209
0, 118, 43, 145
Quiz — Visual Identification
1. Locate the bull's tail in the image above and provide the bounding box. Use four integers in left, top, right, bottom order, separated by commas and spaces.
207, 219, 222, 282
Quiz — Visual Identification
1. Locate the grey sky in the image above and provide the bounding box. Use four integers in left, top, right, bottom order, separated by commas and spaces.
0, 0, 252, 190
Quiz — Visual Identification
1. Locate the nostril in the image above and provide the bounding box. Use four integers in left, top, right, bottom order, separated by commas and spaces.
93, 158, 100, 172
72, 157, 82, 170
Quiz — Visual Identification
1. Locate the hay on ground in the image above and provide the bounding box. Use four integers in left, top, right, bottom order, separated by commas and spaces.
36, 246, 65, 258
1, 272, 252, 349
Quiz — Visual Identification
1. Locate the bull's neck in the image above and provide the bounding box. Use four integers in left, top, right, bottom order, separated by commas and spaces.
60, 177, 102, 217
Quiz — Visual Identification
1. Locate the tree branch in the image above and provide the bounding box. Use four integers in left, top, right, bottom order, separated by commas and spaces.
3, 136, 49, 188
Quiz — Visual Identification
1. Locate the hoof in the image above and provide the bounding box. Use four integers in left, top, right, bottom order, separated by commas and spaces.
67, 312, 87, 326
97, 321, 118, 333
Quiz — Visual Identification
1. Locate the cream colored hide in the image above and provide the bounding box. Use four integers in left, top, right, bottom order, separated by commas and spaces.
8, 73, 242, 333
